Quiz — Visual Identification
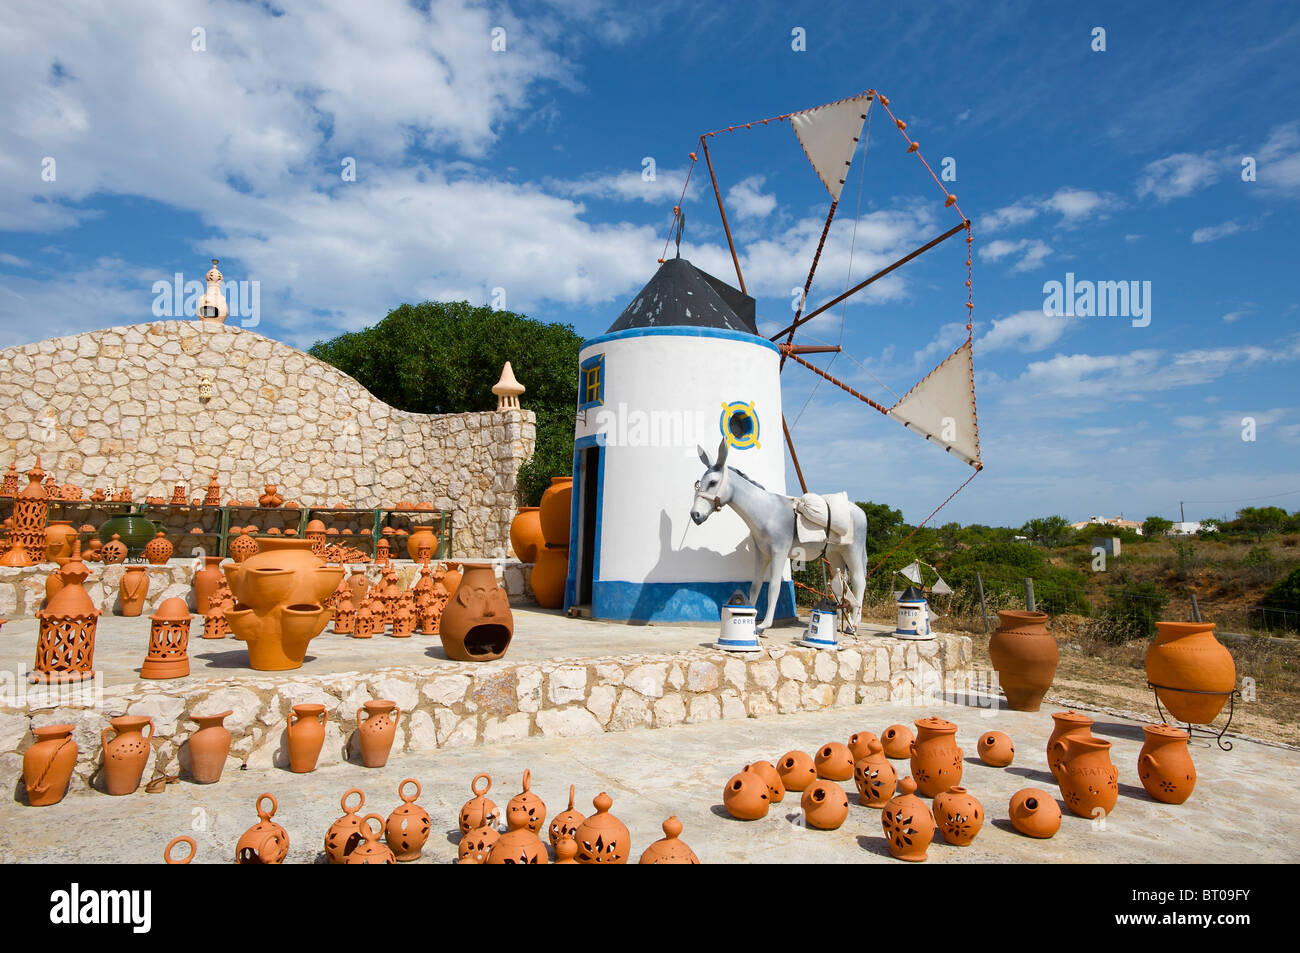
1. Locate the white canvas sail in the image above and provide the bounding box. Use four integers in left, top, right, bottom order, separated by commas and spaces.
887, 340, 982, 469
900, 561, 923, 585
790, 94, 871, 202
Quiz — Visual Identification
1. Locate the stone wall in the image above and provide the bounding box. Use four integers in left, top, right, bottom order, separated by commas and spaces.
0, 321, 535, 556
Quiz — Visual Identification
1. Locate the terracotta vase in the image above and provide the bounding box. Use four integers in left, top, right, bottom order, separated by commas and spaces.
459, 773, 500, 834
487, 811, 548, 865
1052, 735, 1119, 819
406, 527, 438, 562
848, 731, 879, 762
1009, 788, 1061, 838
1047, 710, 1094, 784
23, 724, 78, 806
193, 556, 224, 613
356, 700, 400, 767
287, 703, 327, 773
346, 815, 396, 864
347, 567, 369, 606
1138, 723, 1196, 804
815, 741, 855, 781
144, 531, 174, 565
882, 777, 935, 862
777, 750, 817, 792
187, 710, 232, 784
743, 760, 785, 804
852, 738, 897, 808
458, 824, 501, 865
164, 836, 196, 865
529, 544, 568, 609
933, 786, 984, 846
236, 793, 290, 864
326, 789, 366, 864
438, 563, 513, 662
44, 569, 64, 607
539, 476, 574, 547
549, 784, 585, 848
509, 507, 543, 562
638, 816, 700, 864
723, 770, 771, 820
801, 780, 850, 830
988, 609, 1058, 711
385, 778, 431, 862
909, 716, 963, 797
101, 715, 154, 795
442, 563, 462, 598
977, 730, 1015, 767
118, 566, 150, 617
1145, 621, 1237, 724
507, 768, 547, 833
44, 520, 79, 564
573, 792, 631, 864
881, 724, 914, 759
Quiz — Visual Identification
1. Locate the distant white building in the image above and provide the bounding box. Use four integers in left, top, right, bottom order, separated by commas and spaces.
1069, 516, 1145, 536
1171, 521, 1205, 535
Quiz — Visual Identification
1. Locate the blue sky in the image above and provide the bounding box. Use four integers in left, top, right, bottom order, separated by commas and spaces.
2, 0, 1298, 528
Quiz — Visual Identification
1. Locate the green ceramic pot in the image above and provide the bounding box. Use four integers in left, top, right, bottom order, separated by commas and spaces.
98, 514, 159, 555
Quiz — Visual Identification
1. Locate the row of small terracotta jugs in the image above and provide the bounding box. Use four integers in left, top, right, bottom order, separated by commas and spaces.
720, 713, 1195, 861
163, 771, 699, 865
21, 701, 404, 805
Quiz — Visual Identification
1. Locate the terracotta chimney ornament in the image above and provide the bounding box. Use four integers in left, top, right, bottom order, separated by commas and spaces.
492, 361, 525, 410
197, 258, 228, 323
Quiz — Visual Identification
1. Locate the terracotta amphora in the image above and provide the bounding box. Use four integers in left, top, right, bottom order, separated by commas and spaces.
988, 609, 1057, 711
164, 836, 196, 865
723, 770, 771, 820
356, 700, 400, 767
848, 731, 879, 762
852, 738, 897, 808
458, 825, 500, 864
236, 793, 289, 864
977, 730, 1015, 767
814, 741, 855, 781
882, 777, 935, 862
193, 556, 224, 613
101, 715, 154, 795
801, 780, 850, 830
287, 703, 327, 773
385, 778, 431, 862
23, 724, 78, 806
509, 506, 543, 563
743, 760, 785, 804
776, 750, 817, 792
933, 786, 984, 846
506, 768, 547, 833
487, 811, 548, 865
909, 715, 963, 797
1145, 621, 1236, 724
549, 784, 586, 848
638, 817, 701, 864
187, 710, 232, 784
1009, 788, 1061, 838
539, 476, 574, 547
326, 789, 366, 864
118, 566, 150, 617
1052, 734, 1119, 819
437, 563, 513, 662
1138, 723, 1196, 804
573, 792, 631, 864
459, 773, 500, 834
529, 544, 568, 609
345, 814, 395, 864
881, 724, 914, 759
1047, 710, 1094, 784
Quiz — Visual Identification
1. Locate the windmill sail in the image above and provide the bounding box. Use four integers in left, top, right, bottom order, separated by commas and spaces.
790, 94, 871, 202
887, 340, 982, 469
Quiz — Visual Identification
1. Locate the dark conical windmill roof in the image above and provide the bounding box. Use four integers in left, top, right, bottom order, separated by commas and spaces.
606, 258, 758, 335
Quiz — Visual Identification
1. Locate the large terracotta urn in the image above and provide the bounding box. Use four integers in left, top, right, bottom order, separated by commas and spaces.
1138, 723, 1196, 804
23, 724, 78, 806
44, 520, 79, 564
1145, 621, 1236, 724
529, 544, 568, 609
539, 476, 573, 547
1052, 734, 1119, 819
438, 563, 513, 662
509, 507, 543, 562
287, 703, 327, 773
223, 538, 343, 671
406, 527, 438, 562
909, 715, 962, 798
988, 610, 1058, 711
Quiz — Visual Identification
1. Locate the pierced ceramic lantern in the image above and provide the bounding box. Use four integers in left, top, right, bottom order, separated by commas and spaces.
574, 792, 631, 864
31, 540, 99, 684
141, 597, 192, 679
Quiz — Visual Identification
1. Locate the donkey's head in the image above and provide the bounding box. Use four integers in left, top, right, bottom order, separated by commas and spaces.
691, 437, 731, 525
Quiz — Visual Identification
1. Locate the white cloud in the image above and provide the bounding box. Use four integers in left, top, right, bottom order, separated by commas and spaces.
1221, 306, 1254, 324
977, 309, 1070, 353
982, 238, 1051, 273
1041, 188, 1117, 224
981, 202, 1038, 233
1135, 151, 1231, 202
557, 166, 698, 205
1192, 220, 1247, 243
726, 175, 777, 219
1256, 120, 1300, 195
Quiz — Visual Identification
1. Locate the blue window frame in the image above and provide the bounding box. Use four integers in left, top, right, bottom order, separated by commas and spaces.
579, 353, 604, 410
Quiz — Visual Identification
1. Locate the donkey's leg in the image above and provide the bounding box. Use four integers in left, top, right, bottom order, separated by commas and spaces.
843, 545, 866, 632
748, 548, 767, 608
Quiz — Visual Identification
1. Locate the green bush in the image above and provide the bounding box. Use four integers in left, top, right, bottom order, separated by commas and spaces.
1263, 566, 1300, 611
1099, 581, 1169, 643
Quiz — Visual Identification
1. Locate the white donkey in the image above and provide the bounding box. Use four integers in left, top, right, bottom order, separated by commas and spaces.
690, 438, 868, 634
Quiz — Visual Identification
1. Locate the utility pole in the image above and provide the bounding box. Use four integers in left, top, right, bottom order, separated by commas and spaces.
1180, 501, 1185, 523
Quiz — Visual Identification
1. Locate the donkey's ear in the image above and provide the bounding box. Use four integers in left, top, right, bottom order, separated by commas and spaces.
697, 444, 711, 467
716, 436, 729, 469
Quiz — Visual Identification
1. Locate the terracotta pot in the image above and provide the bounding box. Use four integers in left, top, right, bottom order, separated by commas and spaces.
776, 750, 817, 792
988, 609, 1058, 711
236, 793, 289, 864
933, 786, 983, 846
529, 544, 568, 609
385, 778, 431, 861
882, 776, 934, 862
743, 760, 785, 804
44, 569, 64, 607
909, 715, 963, 797
1047, 710, 1094, 784
977, 730, 1015, 767
815, 741, 855, 781
881, 724, 914, 759
506, 768, 547, 834
1009, 788, 1061, 838
356, 700, 400, 767
193, 556, 224, 614
487, 811, 548, 865
723, 770, 771, 820
44, 520, 78, 564
164, 836, 196, 864
801, 780, 850, 830
442, 563, 462, 597
509, 507, 543, 562
458, 825, 500, 865
287, 703, 327, 773
406, 527, 437, 562
852, 738, 897, 808
554, 837, 579, 864
549, 784, 586, 848
1145, 621, 1236, 724
573, 792, 631, 864
325, 789, 366, 864
638, 816, 700, 864
848, 731, 879, 762
438, 563, 513, 662
539, 476, 574, 547
345, 814, 395, 864
229, 532, 258, 563
459, 773, 500, 834
187, 710, 232, 784
1052, 734, 1119, 818
101, 715, 154, 795
1138, 723, 1196, 804
23, 724, 78, 806
118, 566, 150, 617
144, 531, 174, 565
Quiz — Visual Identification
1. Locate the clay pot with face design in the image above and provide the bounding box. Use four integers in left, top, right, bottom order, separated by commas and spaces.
437, 563, 513, 662
723, 770, 770, 820
776, 750, 817, 792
